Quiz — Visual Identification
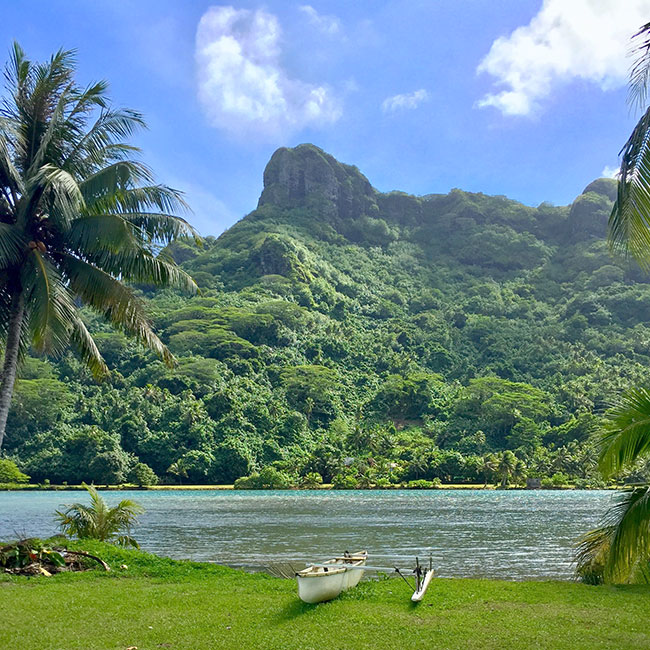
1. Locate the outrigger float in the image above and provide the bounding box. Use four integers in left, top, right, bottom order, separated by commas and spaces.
296, 552, 434, 603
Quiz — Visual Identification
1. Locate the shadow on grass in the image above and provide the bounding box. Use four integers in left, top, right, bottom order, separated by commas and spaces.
274, 598, 320, 622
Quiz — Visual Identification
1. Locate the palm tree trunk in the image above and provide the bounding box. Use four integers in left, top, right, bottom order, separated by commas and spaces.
0, 293, 24, 449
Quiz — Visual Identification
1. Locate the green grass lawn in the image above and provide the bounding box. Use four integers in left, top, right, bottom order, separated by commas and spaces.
1, 542, 648, 650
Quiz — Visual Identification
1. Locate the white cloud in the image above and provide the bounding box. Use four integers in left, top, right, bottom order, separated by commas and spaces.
382, 89, 430, 113
195, 6, 341, 138
601, 164, 620, 179
299, 5, 340, 35
477, 0, 650, 116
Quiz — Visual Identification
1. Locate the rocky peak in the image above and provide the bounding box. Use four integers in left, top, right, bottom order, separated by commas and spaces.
258, 144, 378, 220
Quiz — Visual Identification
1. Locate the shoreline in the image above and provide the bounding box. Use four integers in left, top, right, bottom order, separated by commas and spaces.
0, 482, 620, 491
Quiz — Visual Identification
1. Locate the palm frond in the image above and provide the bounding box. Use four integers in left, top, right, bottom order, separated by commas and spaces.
0, 131, 23, 200
608, 106, 650, 269
629, 22, 650, 112
101, 184, 189, 217
88, 246, 197, 294
65, 213, 138, 254
80, 160, 155, 205
599, 385, 650, 477
69, 315, 109, 379
575, 524, 614, 585
20, 249, 75, 354
63, 108, 145, 172
604, 487, 650, 583
61, 254, 175, 366
0, 223, 26, 270
122, 212, 200, 244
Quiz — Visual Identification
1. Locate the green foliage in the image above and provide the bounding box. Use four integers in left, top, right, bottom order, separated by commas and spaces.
128, 462, 158, 486
233, 467, 294, 489
55, 484, 144, 547
0, 459, 29, 483
4, 144, 647, 488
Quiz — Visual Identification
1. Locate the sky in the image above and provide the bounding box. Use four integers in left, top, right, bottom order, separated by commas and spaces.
1, 0, 648, 236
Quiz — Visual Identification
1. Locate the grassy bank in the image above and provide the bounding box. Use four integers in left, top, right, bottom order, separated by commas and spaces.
1, 542, 648, 650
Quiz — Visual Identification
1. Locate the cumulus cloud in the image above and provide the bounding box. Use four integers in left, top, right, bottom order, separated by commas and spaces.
477, 0, 650, 116
382, 89, 430, 113
299, 5, 341, 35
601, 164, 620, 179
195, 6, 341, 138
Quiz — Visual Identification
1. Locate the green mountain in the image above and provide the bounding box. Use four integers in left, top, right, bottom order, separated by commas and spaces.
6, 144, 650, 487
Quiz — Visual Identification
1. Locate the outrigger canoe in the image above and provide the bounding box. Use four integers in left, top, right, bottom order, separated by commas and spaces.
296, 551, 367, 603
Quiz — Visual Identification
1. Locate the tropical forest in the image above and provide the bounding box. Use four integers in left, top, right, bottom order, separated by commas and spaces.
3, 4, 650, 649
2, 144, 644, 490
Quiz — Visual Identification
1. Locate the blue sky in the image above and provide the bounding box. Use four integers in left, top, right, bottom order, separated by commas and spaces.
1, 0, 648, 235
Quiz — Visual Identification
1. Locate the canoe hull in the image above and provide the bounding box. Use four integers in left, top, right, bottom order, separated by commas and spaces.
411, 569, 434, 602
297, 570, 348, 604
296, 551, 367, 604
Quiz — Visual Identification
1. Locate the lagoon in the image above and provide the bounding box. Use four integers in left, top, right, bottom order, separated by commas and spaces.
0, 489, 613, 580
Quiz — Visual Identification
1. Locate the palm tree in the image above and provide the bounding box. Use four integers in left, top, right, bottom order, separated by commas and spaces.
575, 387, 650, 583
55, 484, 144, 547
479, 453, 497, 488
572, 23, 650, 585
496, 450, 517, 487
0, 44, 198, 448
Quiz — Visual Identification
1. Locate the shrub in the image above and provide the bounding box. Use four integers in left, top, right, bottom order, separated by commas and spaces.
233, 475, 256, 489
551, 472, 570, 487
332, 473, 359, 489
300, 472, 323, 488
0, 459, 30, 484
407, 479, 433, 489
129, 463, 159, 486
233, 467, 294, 490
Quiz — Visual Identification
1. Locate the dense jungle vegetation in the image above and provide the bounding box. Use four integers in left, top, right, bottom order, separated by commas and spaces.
5, 144, 650, 488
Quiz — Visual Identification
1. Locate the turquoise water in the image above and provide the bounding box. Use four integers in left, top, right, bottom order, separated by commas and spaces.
0, 489, 614, 579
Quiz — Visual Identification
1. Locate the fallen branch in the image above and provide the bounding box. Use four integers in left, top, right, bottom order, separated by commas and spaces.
63, 550, 111, 572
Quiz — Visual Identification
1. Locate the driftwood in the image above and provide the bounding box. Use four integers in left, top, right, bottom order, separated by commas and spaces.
62, 550, 111, 572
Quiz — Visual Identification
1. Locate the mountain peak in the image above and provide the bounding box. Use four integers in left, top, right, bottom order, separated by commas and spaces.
258, 144, 378, 219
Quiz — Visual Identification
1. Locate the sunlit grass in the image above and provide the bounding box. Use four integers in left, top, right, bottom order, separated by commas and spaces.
1, 541, 648, 649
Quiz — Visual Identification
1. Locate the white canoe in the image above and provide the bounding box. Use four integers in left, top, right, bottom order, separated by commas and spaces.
296, 551, 367, 603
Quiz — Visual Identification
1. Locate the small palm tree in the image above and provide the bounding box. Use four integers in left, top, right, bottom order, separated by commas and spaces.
0, 43, 198, 448
55, 484, 144, 547
479, 453, 497, 487
496, 450, 517, 487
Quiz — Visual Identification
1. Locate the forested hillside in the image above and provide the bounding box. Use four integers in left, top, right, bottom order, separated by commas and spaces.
6, 144, 650, 487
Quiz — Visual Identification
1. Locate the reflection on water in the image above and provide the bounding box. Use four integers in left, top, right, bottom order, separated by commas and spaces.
0, 489, 614, 579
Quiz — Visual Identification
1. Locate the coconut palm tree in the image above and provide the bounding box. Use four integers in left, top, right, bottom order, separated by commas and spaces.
496, 450, 517, 487
479, 453, 497, 488
576, 386, 650, 583
0, 43, 198, 448
573, 23, 650, 585
55, 484, 144, 547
